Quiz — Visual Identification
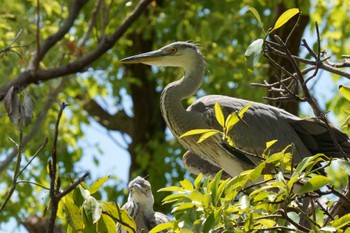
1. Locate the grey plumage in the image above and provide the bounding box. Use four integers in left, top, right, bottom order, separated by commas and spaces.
117, 176, 169, 233
121, 42, 350, 178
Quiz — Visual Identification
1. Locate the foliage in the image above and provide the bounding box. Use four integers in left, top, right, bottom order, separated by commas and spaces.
180, 102, 251, 147
156, 150, 350, 232
58, 177, 136, 233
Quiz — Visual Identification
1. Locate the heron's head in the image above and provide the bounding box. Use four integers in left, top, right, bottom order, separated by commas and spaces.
128, 176, 154, 208
120, 41, 205, 70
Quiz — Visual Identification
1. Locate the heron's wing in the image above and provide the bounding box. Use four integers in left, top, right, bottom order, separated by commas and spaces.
290, 118, 350, 157
189, 95, 312, 164
182, 150, 232, 179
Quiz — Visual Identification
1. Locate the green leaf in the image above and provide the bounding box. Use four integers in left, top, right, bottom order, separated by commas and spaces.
292, 154, 327, 178
102, 202, 121, 219
257, 219, 276, 228
244, 39, 263, 69
149, 222, 173, 233
89, 176, 110, 194
62, 196, 84, 231
214, 102, 225, 127
248, 7, 264, 30
162, 193, 189, 204
118, 208, 137, 233
338, 159, 350, 176
174, 202, 197, 211
330, 213, 350, 229
339, 85, 350, 101
197, 131, 220, 143
158, 186, 185, 193
83, 196, 102, 224
271, 8, 300, 32
179, 129, 220, 138
297, 175, 331, 195
98, 214, 117, 233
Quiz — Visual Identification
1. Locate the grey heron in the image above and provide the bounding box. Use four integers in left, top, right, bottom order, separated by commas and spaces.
120, 41, 350, 177
117, 176, 169, 233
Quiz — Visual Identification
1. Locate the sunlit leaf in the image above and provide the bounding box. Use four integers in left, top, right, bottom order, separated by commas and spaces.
297, 175, 331, 195
162, 193, 189, 204
330, 213, 350, 229
63, 196, 84, 231
174, 202, 197, 211
89, 176, 110, 194
257, 219, 276, 228
244, 39, 263, 69
292, 154, 328, 178
102, 202, 121, 219
339, 85, 350, 102
180, 179, 194, 191
194, 173, 203, 189
118, 208, 137, 233
98, 214, 116, 233
226, 104, 252, 132
214, 102, 225, 127
180, 129, 220, 138
149, 222, 173, 233
158, 186, 185, 192
270, 8, 300, 32
265, 140, 278, 151
197, 131, 220, 143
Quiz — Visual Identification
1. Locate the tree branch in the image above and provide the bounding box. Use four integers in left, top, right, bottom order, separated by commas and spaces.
0, 0, 153, 101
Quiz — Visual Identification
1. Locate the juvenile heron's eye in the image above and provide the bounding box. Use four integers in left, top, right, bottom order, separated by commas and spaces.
171, 47, 177, 53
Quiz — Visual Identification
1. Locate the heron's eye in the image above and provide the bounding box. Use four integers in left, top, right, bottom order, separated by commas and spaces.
171, 47, 177, 53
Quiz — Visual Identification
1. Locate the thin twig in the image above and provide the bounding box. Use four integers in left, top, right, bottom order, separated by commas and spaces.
0, 130, 23, 212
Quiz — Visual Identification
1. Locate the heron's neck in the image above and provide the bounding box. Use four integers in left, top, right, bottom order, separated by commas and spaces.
160, 57, 205, 136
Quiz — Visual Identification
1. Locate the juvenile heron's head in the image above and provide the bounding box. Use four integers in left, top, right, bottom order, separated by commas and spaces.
128, 176, 154, 208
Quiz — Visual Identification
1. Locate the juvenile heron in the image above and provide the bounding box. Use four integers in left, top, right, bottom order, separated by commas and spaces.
121, 41, 350, 177
117, 176, 169, 233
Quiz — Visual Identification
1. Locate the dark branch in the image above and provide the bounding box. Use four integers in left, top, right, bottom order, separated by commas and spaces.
0, 0, 153, 101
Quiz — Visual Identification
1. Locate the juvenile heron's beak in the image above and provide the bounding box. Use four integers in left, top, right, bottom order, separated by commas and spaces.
120, 49, 164, 64
133, 183, 145, 194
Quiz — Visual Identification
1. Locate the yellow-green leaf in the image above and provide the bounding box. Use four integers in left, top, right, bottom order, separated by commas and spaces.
248, 7, 263, 29
226, 104, 252, 132
180, 129, 218, 138
339, 85, 350, 101
330, 213, 350, 229
214, 102, 225, 127
265, 140, 278, 150
238, 104, 252, 118
149, 222, 173, 233
180, 179, 194, 191
297, 175, 331, 195
197, 131, 220, 143
63, 196, 84, 231
271, 8, 300, 32
89, 176, 110, 194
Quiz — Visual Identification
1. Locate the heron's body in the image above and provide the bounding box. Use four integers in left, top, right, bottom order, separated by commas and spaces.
121, 42, 350, 177
117, 177, 169, 233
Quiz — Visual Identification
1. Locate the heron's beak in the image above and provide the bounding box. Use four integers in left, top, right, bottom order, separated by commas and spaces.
120, 49, 164, 65
133, 183, 145, 194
